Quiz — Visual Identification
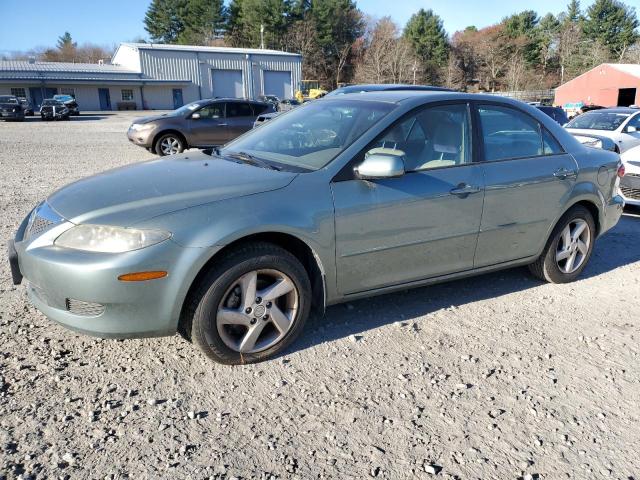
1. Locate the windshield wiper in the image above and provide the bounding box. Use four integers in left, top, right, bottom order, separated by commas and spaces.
226, 151, 281, 171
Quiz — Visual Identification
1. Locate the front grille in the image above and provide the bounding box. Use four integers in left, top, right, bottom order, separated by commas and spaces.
65, 298, 105, 317
27, 216, 55, 239
25, 202, 64, 240
626, 173, 640, 179
621, 186, 640, 200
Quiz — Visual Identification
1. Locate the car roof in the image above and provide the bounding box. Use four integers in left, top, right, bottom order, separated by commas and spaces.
201, 97, 267, 104
584, 107, 639, 114
319, 90, 539, 107
339, 84, 451, 92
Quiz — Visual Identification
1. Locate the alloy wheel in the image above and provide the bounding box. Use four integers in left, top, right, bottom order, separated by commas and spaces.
216, 269, 299, 354
556, 219, 591, 274
160, 136, 181, 155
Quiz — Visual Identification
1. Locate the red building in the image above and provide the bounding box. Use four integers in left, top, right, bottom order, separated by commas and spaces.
554, 63, 640, 108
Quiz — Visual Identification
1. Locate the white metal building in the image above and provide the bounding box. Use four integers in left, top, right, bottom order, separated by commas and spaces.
0, 43, 302, 111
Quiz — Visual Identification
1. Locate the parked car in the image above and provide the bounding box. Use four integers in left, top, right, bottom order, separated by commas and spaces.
564, 107, 640, 153
278, 98, 300, 112
258, 95, 280, 109
253, 111, 280, 128
53, 94, 80, 116
579, 104, 605, 115
0, 95, 25, 121
18, 97, 34, 116
537, 106, 569, 125
10, 92, 624, 365
325, 84, 453, 97
619, 145, 640, 206
40, 99, 70, 121
127, 98, 275, 156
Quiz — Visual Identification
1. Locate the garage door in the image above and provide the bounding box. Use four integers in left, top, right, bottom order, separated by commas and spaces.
211, 69, 244, 98
263, 70, 292, 99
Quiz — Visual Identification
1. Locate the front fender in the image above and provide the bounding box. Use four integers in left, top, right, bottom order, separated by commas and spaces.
136, 175, 339, 301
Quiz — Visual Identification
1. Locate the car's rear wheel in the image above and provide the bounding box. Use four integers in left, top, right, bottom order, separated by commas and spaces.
155, 133, 185, 156
184, 243, 311, 364
529, 205, 595, 283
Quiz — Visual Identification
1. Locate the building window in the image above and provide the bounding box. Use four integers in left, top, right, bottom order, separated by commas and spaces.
121, 89, 134, 101
10, 88, 26, 98
60, 88, 75, 97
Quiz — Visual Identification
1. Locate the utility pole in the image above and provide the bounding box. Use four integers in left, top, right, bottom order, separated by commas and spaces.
260, 24, 265, 49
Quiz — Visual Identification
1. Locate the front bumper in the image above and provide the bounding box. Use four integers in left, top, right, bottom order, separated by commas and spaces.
12, 217, 219, 338
0, 110, 24, 119
620, 173, 640, 206
40, 110, 68, 119
127, 127, 155, 148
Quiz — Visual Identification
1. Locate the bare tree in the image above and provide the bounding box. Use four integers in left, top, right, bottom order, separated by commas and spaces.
354, 17, 419, 85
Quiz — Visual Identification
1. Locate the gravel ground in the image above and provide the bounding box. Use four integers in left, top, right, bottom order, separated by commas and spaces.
1, 112, 639, 480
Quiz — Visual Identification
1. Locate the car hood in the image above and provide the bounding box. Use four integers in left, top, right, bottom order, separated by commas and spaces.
0, 102, 18, 108
132, 113, 172, 124
46, 151, 298, 226
565, 128, 617, 138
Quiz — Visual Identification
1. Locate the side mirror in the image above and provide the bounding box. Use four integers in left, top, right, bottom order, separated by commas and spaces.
191, 113, 201, 120
355, 149, 406, 180
627, 125, 638, 133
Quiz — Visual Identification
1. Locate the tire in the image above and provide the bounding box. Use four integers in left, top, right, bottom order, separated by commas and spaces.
183, 242, 312, 365
155, 133, 185, 156
528, 205, 596, 283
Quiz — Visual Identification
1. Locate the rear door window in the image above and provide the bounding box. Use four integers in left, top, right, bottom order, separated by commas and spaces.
227, 102, 254, 117
478, 105, 543, 161
252, 103, 270, 115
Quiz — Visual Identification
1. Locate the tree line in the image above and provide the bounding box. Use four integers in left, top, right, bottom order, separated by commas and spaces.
143, 0, 639, 91
4, 0, 638, 93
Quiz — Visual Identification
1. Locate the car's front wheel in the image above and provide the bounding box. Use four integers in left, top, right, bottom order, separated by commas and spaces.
184, 243, 312, 364
155, 133, 185, 156
529, 205, 596, 283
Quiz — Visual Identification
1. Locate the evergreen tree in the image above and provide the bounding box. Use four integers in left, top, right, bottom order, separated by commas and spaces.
57, 32, 76, 50
144, 0, 226, 45
144, 0, 184, 43
403, 9, 449, 82
583, 0, 638, 59
565, 0, 582, 23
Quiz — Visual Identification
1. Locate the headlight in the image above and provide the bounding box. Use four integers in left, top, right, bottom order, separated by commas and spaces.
129, 123, 153, 132
55, 225, 171, 253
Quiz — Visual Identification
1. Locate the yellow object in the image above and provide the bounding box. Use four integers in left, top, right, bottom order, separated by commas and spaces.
296, 80, 328, 102
118, 271, 168, 282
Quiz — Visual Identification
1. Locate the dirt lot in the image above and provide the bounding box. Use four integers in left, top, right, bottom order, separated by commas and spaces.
1, 112, 639, 480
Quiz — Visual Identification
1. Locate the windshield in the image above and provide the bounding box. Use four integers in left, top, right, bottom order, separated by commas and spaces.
221, 99, 395, 171
54, 95, 74, 102
0, 96, 18, 104
173, 101, 203, 116
42, 99, 63, 106
566, 111, 631, 131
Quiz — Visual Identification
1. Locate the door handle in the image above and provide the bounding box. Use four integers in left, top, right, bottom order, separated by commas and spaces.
450, 183, 481, 197
553, 168, 577, 180
217, 123, 228, 126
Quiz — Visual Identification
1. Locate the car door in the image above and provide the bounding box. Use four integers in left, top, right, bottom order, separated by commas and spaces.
225, 102, 257, 141
331, 102, 485, 295
616, 113, 640, 152
188, 103, 227, 146
474, 103, 578, 267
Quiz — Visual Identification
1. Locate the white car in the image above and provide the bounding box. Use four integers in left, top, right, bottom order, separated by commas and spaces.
620, 145, 640, 206
565, 107, 640, 153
